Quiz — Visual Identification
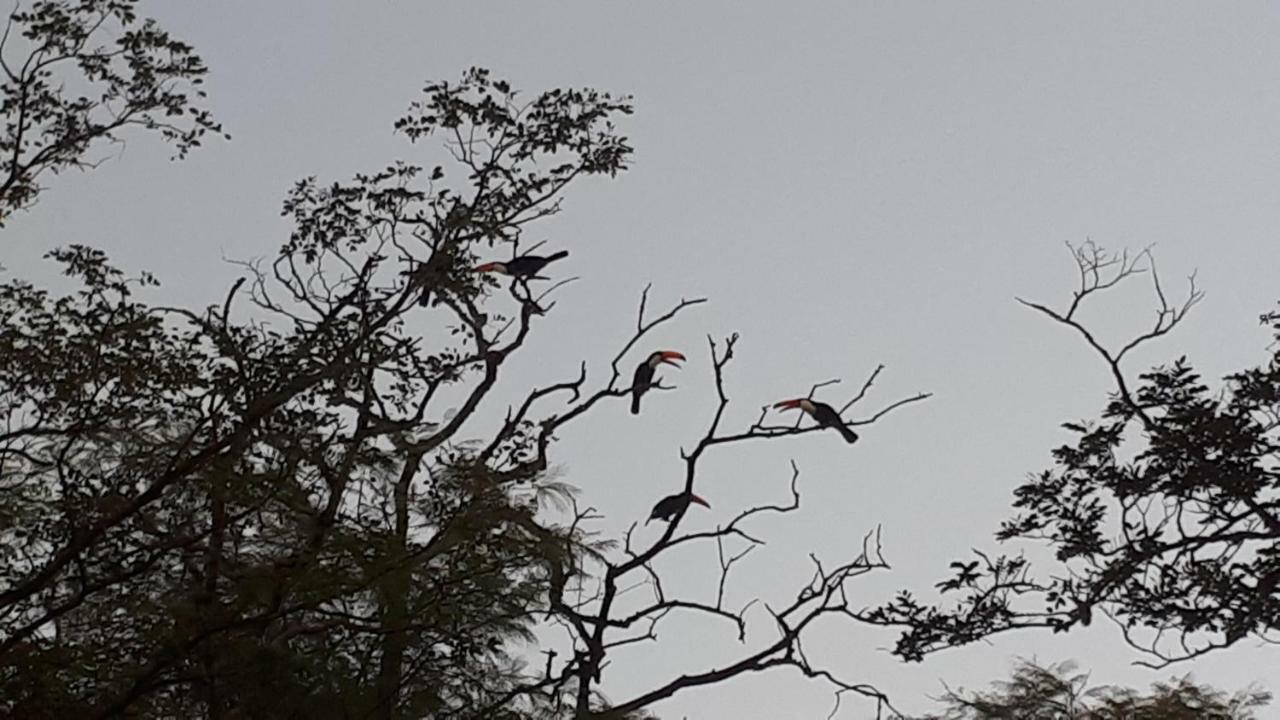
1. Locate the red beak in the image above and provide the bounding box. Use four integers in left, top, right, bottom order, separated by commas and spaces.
773, 399, 804, 411
658, 350, 686, 367
474, 262, 501, 273
690, 494, 710, 508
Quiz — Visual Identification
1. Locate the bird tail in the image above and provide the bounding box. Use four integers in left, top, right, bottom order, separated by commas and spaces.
630, 392, 642, 415
545, 250, 569, 263
836, 423, 859, 444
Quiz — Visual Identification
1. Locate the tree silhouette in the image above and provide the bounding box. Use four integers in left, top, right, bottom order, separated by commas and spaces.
1, 67, 932, 719
920, 658, 1270, 719
0, 0, 225, 227
875, 242, 1280, 670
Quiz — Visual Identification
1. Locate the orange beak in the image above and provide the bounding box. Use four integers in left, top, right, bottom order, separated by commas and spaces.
658, 350, 686, 367
690, 494, 710, 508
773, 399, 804, 411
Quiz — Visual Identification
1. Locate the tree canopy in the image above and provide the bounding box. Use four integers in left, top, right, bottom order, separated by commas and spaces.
1, 56, 931, 719
876, 243, 1280, 670
922, 658, 1270, 720
0, 0, 225, 226
4, 3, 1277, 717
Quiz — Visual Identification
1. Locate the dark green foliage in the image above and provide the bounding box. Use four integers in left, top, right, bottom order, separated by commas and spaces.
0, 68, 630, 718
1, 57, 910, 718
922, 659, 1270, 720
2, 21, 930, 713
876, 247, 1280, 668
0, 0, 226, 225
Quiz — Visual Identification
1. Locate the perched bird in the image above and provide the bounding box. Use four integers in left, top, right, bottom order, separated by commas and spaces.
772, 398, 859, 443
408, 252, 451, 306
648, 492, 710, 524
474, 250, 569, 279
631, 350, 685, 415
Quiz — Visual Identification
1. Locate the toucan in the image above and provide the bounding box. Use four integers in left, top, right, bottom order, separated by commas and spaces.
474, 250, 569, 279
408, 253, 450, 307
648, 492, 710, 524
772, 398, 859, 444
631, 350, 685, 415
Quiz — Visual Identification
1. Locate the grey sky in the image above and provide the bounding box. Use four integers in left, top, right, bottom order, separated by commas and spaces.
6, 2, 1280, 717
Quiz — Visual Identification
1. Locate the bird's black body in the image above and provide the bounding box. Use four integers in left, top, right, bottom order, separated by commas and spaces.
647, 492, 708, 524
407, 253, 449, 307
413, 263, 436, 306
502, 250, 569, 278
775, 398, 859, 444
809, 401, 859, 443
629, 350, 685, 415
631, 362, 655, 415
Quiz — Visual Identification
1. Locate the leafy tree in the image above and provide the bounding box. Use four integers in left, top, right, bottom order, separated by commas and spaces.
1, 66, 931, 719
922, 658, 1270, 720
0, 0, 225, 227
875, 242, 1280, 670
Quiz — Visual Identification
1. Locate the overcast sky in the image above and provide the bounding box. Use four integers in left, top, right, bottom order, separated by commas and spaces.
7, 2, 1280, 717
